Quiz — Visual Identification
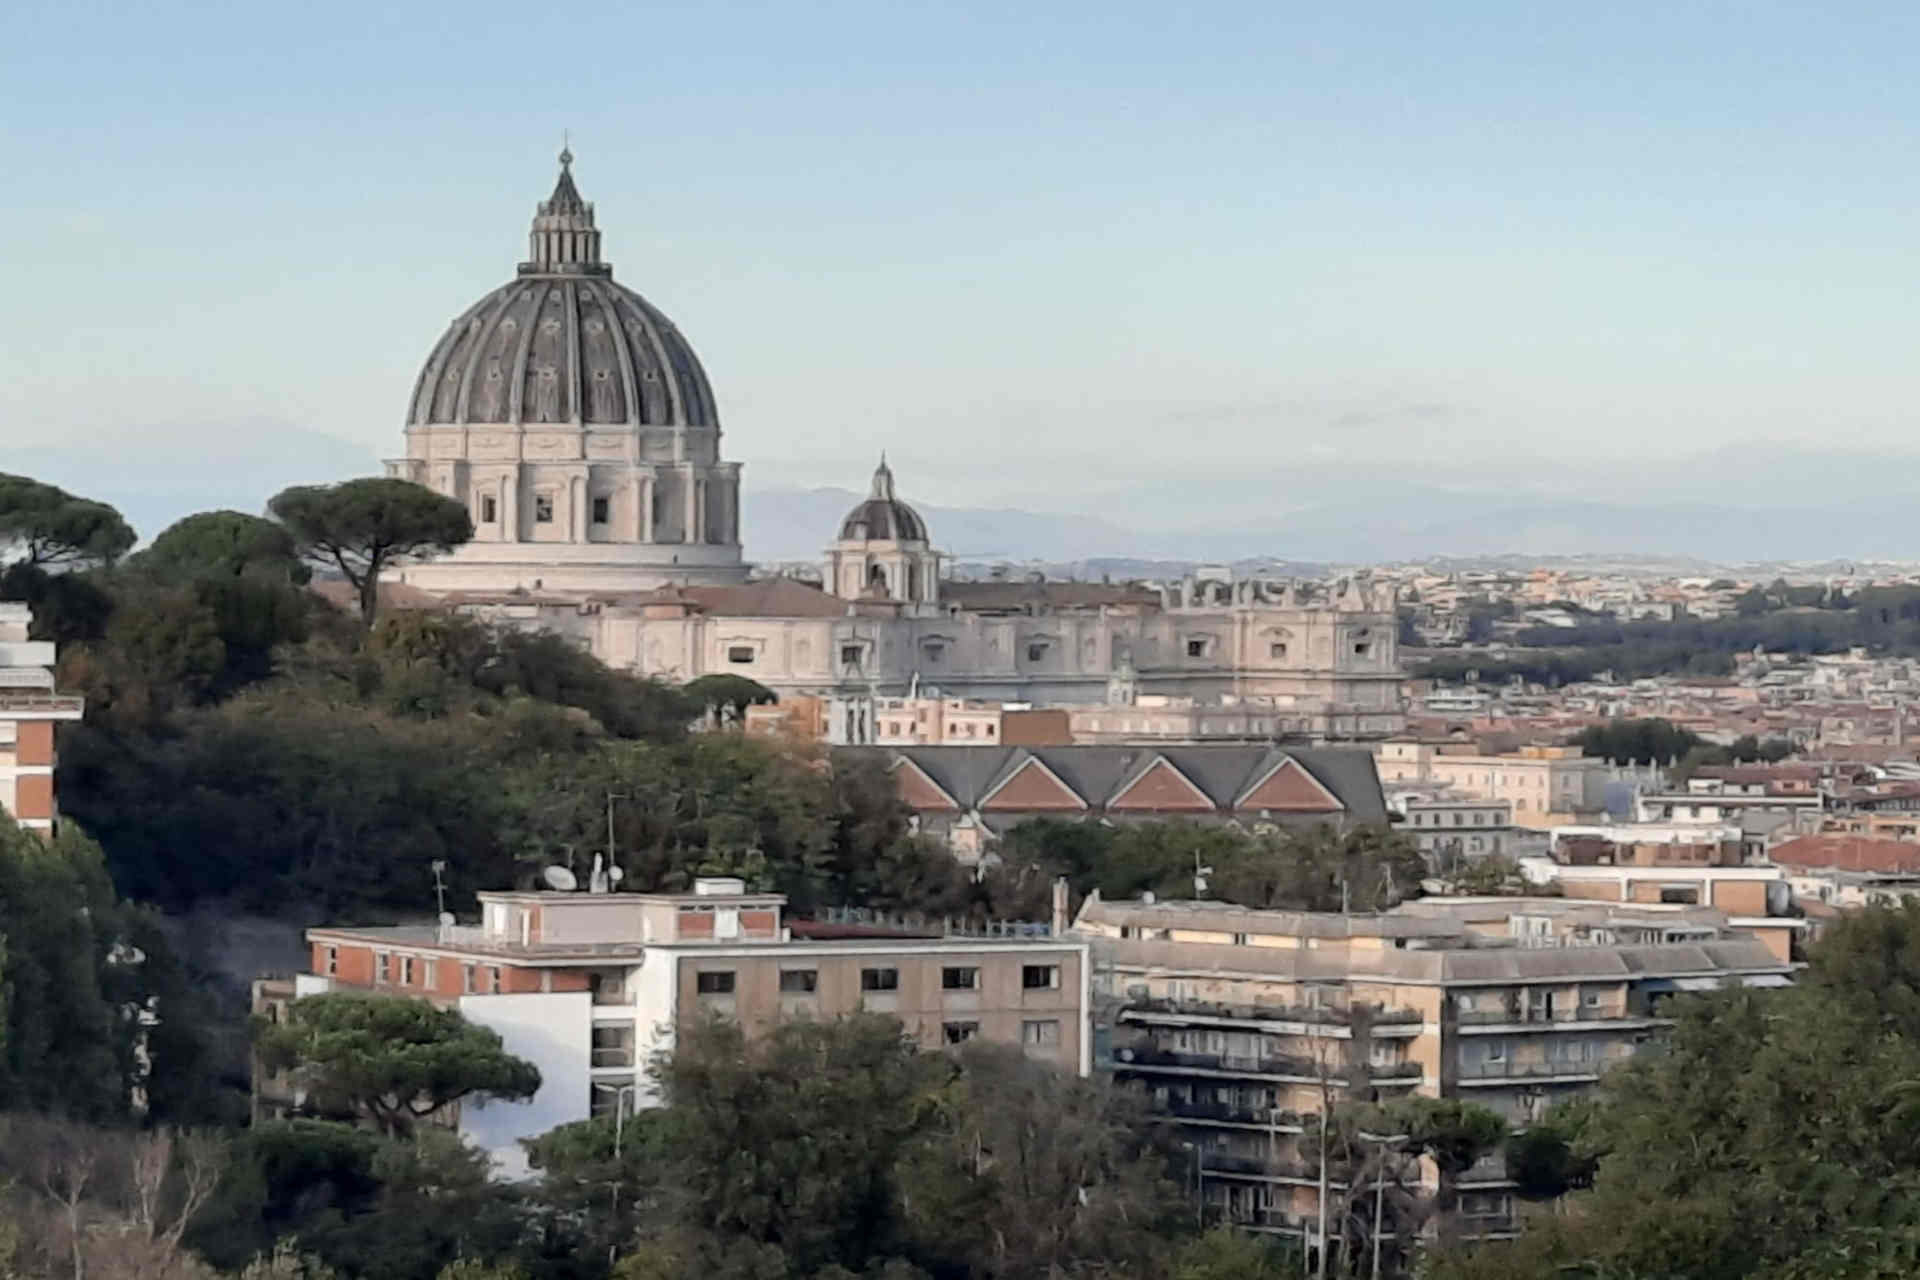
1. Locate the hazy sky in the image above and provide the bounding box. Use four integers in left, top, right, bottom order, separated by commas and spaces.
7, 2, 1920, 519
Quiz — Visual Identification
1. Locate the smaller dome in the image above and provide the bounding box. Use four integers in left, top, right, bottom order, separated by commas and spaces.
839, 457, 928, 542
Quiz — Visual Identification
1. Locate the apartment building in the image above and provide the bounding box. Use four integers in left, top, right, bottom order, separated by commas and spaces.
1399, 797, 1517, 862
1074, 893, 1793, 1243
1375, 743, 1608, 829
0, 603, 84, 831
273, 877, 1088, 1174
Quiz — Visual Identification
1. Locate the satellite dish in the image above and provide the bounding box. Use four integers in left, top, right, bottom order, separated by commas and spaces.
608, 866, 625, 884
543, 865, 579, 892
437, 911, 455, 926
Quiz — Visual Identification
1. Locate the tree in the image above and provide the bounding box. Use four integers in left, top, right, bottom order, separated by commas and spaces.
0, 473, 136, 568
1379, 1095, 1506, 1228
138, 511, 310, 584
255, 994, 539, 1137
269, 479, 472, 626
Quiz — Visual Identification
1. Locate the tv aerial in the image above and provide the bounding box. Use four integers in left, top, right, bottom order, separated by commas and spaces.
543, 865, 579, 892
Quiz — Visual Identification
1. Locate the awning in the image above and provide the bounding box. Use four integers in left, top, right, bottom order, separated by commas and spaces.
1673, 977, 1724, 991
1741, 974, 1793, 988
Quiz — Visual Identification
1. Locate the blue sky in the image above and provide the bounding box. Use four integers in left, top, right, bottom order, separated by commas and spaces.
5, 2, 1920, 521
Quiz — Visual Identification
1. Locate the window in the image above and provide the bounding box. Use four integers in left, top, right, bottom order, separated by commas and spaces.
943, 1021, 980, 1044
727, 645, 755, 664
399, 955, 415, 986
591, 496, 610, 524
1022, 1019, 1061, 1047
1269, 642, 1288, 659
322, 946, 338, 976
1187, 639, 1207, 658
1231, 933, 1250, 946
463, 963, 477, 994
1023, 964, 1060, 990
943, 966, 980, 990
422, 959, 437, 990
534, 494, 554, 523
841, 645, 862, 668
696, 970, 736, 995
861, 967, 899, 992
480, 495, 498, 523
1027, 642, 1048, 662
1485, 1041, 1506, 1062
375, 952, 391, 984
1353, 642, 1372, 657
924, 642, 945, 664
779, 968, 818, 993
487, 966, 502, 994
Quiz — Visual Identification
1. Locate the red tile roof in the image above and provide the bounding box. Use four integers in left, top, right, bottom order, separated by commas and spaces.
1770, 835, 1920, 874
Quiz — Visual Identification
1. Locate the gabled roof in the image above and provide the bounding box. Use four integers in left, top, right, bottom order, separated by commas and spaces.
890, 756, 959, 812
980, 755, 1088, 812
858, 745, 1386, 823
1236, 755, 1346, 814
1108, 756, 1216, 813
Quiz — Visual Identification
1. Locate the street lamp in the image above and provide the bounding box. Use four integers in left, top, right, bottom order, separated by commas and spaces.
1356, 1129, 1410, 1280
591, 1081, 640, 1157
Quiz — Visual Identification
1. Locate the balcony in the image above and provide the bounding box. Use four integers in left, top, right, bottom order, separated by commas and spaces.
1455, 1058, 1607, 1084
1456, 1006, 1664, 1033
590, 1046, 636, 1068
1200, 1152, 1345, 1186
1124, 999, 1424, 1029
1115, 1046, 1342, 1082
1164, 1098, 1303, 1129
1366, 1061, 1425, 1083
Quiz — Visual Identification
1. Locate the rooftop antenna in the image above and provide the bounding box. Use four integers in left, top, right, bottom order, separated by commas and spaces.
430, 860, 450, 917
605, 791, 628, 890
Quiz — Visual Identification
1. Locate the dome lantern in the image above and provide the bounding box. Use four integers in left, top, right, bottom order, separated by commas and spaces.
520, 147, 607, 277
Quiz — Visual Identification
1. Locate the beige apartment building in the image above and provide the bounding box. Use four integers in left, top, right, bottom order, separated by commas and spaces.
1074, 893, 1793, 1243
271, 878, 1087, 1175
1375, 743, 1608, 829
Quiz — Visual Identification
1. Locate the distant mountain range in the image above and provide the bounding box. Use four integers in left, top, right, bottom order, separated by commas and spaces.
8, 427, 1920, 568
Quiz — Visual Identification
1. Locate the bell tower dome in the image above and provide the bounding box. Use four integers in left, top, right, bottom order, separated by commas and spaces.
824, 456, 941, 605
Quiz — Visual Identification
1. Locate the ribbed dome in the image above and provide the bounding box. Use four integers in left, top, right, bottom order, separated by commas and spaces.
406, 152, 717, 428
839, 457, 929, 542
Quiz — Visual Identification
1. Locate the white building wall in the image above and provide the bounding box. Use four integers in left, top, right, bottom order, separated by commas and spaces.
628, 953, 680, 1106
457, 990, 593, 1178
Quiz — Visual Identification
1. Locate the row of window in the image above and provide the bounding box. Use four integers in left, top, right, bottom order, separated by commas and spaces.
1409, 809, 1502, 827
695, 964, 1062, 995
323, 945, 504, 995
474, 495, 614, 525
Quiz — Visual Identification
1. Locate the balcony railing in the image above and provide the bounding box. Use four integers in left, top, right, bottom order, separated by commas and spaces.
1164, 1099, 1302, 1127
590, 1046, 636, 1068
1124, 998, 1423, 1027
1200, 1152, 1345, 1185
1367, 1061, 1425, 1081
1456, 1057, 1609, 1080
1457, 1006, 1638, 1026
1116, 1046, 1334, 1078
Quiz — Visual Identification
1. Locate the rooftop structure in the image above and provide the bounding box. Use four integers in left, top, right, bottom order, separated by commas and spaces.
270, 877, 1088, 1175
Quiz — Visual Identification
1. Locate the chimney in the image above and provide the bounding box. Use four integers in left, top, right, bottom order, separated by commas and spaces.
1051, 876, 1071, 935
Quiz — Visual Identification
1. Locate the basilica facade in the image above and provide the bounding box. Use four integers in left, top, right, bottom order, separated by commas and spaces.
386, 154, 1406, 739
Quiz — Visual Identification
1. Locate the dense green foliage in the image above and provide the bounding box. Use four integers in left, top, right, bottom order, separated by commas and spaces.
268, 479, 473, 626
1571, 717, 1794, 771
986, 817, 1426, 919
256, 995, 541, 1136
1426, 904, 1920, 1280
0, 818, 227, 1124
0, 472, 136, 567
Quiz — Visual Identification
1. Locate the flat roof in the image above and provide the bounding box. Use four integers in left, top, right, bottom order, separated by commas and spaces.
306, 925, 1082, 967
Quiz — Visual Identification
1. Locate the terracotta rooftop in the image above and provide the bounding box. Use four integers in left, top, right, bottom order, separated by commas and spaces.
1770, 835, 1920, 874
